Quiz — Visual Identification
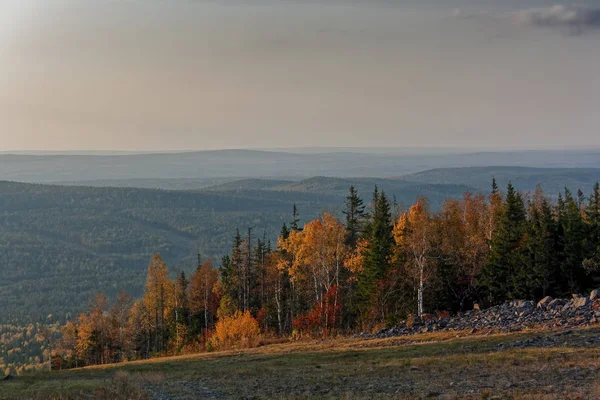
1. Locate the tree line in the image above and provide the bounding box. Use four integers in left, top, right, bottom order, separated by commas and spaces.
52, 181, 600, 369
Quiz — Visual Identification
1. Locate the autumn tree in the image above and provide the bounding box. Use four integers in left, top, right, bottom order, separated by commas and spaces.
394, 197, 436, 317
143, 254, 174, 354
172, 271, 189, 351
189, 260, 219, 336
279, 213, 350, 333
108, 291, 133, 362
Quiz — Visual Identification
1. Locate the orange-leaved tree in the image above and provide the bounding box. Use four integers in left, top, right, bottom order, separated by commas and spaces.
394, 197, 436, 317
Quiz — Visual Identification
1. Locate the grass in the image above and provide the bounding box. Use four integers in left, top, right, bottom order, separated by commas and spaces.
2, 327, 599, 399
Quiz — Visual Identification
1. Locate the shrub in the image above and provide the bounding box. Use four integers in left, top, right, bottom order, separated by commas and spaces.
212, 310, 260, 349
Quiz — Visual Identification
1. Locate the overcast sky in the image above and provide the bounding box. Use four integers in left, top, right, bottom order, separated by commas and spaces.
1, 0, 600, 151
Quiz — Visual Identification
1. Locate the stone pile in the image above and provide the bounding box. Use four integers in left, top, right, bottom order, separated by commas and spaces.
370, 289, 600, 339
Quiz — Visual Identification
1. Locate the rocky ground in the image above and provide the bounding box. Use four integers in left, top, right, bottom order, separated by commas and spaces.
3, 325, 600, 399
3, 290, 600, 399
369, 290, 600, 339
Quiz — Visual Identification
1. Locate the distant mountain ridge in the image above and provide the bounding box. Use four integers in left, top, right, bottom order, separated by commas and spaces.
2, 149, 600, 183
395, 166, 600, 194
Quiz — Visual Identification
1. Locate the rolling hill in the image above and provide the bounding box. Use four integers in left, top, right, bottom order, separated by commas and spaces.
396, 166, 600, 195
2, 149, 600, 183
0, 176, 475, 323
2, 164, 599, 324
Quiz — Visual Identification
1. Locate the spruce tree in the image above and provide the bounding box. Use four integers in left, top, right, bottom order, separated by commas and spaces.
557, 188, 586, 294
291, 204, 301, 232
527, 199, 559, 298
280, 223, 290, 240
220, 230, 242, 308
357, 187, 394, 315
481, 183, 528, 303
343, 185, 366, 248
583, 182, 600, 287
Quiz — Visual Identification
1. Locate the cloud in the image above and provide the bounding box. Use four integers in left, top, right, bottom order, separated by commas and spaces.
512, 5, 600, 34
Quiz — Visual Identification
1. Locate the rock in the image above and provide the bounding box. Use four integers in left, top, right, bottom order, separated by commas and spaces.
511, 300, 534, 310
537, 296, 553, 309
590, 289, 599, 301
572, 297, 589, 309
548, 299, 566, 309
370, 294, 599, 340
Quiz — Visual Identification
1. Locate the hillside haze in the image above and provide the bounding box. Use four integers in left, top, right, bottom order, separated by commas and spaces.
2, 149, 600, 183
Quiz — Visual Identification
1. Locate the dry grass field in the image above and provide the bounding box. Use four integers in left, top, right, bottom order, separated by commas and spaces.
2, 327, 599, 400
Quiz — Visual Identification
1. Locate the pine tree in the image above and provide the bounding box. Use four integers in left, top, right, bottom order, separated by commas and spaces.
343, 185, 366, 248
481, 183, 528, 303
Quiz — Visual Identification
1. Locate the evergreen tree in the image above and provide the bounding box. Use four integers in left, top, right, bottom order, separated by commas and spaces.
291, 204, 301, 232
527, 198, 559, 298
356, 187, 394, 316
220, 230, 242, 308
343, 185, 366, 248
481, 183, 528, 303
280, 223, 290, 240
583, 182, 600, 287
557, 188, 587, 294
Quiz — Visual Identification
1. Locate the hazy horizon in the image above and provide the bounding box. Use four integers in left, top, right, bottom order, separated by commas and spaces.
2, 0, 600, 151
3, 145, 600, 156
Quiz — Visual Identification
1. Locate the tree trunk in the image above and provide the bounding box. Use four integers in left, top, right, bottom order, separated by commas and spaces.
417, 274, 424, 318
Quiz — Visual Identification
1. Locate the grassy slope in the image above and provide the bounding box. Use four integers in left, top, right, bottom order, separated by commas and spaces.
4, 327, 599, 399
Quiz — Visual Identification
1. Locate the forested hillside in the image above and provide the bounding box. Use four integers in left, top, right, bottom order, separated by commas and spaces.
50, 181, 600, 371
0, 181, 324, 324
0, 179, 470, 324
2, 168, 600, 324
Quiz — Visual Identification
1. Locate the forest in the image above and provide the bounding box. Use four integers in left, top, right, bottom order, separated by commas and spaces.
51, 181, 600, 369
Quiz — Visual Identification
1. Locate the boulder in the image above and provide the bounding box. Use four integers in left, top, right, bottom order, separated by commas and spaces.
572, 296, 589, 309
548, 299, 567, 309
537, 296, 553, 309
511, 300, 534, 310
590, 289, 599, 301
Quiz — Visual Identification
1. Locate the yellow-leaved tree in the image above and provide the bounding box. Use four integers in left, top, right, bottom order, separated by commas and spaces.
143, 254, 174, 354
394, 197, 435, 317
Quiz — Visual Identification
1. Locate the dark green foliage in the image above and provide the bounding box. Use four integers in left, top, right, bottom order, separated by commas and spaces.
556, 188, 587, 295
343, 185, 365, 248
481, 183, 528, 302
290, 204, 301, 232
526, 198, 560, 298
0, 182, 326, 324
356, 187, 394, 314
583, 182, 600, 287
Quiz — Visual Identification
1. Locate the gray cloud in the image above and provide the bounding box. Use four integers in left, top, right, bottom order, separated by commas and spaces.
512, 5, 600, 34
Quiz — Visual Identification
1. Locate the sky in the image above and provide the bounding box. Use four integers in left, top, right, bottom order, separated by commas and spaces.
1, 0, 600, 151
